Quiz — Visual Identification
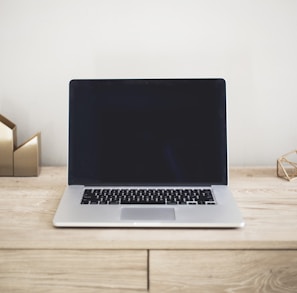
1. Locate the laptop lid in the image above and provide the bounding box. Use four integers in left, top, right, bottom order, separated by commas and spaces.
68, 79, 227, 186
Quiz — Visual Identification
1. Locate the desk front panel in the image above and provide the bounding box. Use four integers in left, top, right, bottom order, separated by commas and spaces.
0, 249, 148, 293
150, 250, 297, 293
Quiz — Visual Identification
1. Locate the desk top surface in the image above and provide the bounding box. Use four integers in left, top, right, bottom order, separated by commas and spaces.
0, 167, 296, 250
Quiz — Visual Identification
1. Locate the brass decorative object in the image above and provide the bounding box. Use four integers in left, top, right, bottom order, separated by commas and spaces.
14, 133, 41, 176
0, 114, 17, 176
0, 114, 41, 177
277, 150, 297, 181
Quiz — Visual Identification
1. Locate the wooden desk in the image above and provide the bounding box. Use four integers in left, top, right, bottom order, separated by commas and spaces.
0, 167, 297, 292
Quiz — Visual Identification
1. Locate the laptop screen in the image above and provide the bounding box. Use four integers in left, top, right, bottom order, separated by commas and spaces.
68, 79, 227, 186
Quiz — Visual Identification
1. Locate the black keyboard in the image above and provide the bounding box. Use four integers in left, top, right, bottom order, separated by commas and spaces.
81, 188, 216, 205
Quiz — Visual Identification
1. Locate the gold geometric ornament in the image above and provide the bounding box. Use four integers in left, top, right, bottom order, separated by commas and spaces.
0, 114, 16, 176
0, 114, 41, 177
14, 132, 41, 176
277, 149, 297, 181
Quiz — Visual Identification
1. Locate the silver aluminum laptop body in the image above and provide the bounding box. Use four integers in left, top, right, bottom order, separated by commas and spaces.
53, 79, 244, 228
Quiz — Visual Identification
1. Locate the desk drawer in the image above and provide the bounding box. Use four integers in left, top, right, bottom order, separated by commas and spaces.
150, 250, 297, 293
0, 249, 148, 293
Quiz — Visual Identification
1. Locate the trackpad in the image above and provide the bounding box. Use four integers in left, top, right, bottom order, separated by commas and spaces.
121, 208, 175, 221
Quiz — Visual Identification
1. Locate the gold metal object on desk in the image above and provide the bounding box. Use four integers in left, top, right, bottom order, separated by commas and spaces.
277, 149, 297, 181
14, 133, 41, 176
0, 114, 41, 177
0, 114, 17, 176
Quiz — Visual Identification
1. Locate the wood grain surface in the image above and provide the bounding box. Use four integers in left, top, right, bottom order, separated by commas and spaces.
150, 250, 297, 293
1, 166, 297, 292
0, 167, 297, 250
0, 250, 147, 293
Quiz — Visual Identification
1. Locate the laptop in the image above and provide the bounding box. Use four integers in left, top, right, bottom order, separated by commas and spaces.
53, 78, 244, 228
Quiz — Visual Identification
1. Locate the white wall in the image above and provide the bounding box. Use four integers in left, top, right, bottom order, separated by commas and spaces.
0, 0, 296, 166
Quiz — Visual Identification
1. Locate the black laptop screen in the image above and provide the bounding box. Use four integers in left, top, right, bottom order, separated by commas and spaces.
68, 79, 227, 186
